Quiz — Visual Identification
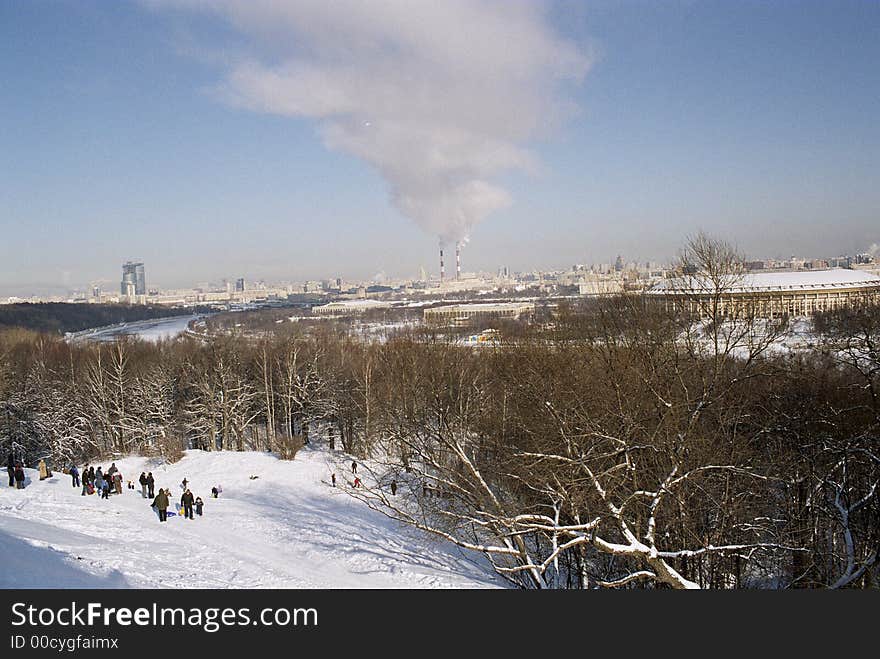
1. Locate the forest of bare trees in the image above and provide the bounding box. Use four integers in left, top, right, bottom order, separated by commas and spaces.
1, 240, 877, 589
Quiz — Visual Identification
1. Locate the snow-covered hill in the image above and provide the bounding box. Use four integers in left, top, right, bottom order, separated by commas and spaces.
0, 448, 500, 589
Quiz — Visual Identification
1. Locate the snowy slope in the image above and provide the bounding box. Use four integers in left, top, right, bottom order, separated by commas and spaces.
0, 448, 500, 589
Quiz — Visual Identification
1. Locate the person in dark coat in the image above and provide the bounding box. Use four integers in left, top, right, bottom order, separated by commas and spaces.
146, 472, 155, 498
180, 489, 195, 519
8, 452, 16, 487
70, 465, 80, 488
87, 466, 95, 484
138, 472, 148, 498
351, 461, 357, 474
81, 464, 91, 495
194, 496, 204, 516
152, 488, 170, 522
14, 463, 25, 489
101, 477, 111, 500
390, 480, 397, 496
331, 473, 336, 487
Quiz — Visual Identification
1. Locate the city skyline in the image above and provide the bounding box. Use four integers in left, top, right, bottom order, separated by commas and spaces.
2, 1, 879, 296
5, 243, 878, 304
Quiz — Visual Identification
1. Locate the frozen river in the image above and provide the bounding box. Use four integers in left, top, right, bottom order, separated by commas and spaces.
69, 314, 199, 343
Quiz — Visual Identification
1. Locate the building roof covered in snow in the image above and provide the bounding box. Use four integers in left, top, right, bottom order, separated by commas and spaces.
311, 299, 394, 315
647, 269, 880, 295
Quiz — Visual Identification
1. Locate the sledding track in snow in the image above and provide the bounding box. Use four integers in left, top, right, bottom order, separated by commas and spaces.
0, 448, 500, 589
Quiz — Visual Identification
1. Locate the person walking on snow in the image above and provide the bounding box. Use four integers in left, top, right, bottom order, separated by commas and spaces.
114, 471, 123, 494
390, 480, 397, 496
351, 461, 357, 474
7, 452, 15, 487
181, 489, 195, 520
181, 477, 188, 491
146, 472, 155, 498
353, 477, 362, 488
107, 462, 118, 478
139, 472, 148, 498
331, 473, 336, 487
195, 496, 204, 516
101, 476, 111, 500
14, 463, 25, 489
70, 464, 80, 488
38, 459, 49, 481
152, 488, 170, 522
81, 464, 91, 495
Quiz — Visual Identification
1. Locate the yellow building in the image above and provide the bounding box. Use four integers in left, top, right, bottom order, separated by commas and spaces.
424, 302, 535, 327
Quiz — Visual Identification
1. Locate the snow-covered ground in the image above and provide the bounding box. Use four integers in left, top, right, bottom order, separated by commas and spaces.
70, 315, 198, 343
0, 448, 500, 589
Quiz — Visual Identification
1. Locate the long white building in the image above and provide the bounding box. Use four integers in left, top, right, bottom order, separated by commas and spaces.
424, 302, 535, 327
647, 269, 880, 318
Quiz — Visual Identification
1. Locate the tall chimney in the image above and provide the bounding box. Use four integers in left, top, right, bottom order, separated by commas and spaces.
455, 241, 461, 280
439, 244, 445, 284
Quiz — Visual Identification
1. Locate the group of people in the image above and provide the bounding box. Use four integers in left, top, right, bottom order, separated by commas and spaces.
328, 461, 397, 495
149, 478, 206, 523
71, 462, 213, 525
5, 451, 225, 525
6, 453, 26, 489
137, 472, 156, 499
5, 453, 56, 489
78, 462, 127, 499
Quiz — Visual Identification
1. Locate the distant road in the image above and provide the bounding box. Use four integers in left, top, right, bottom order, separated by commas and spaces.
67, 314, 201, 343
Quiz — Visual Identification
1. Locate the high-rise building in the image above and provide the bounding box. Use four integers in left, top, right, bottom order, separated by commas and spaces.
235, 277, 246, 292
121, 261, 146, 296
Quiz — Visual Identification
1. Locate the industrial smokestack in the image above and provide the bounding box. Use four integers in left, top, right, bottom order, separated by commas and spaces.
439, 244, 445, 284
455, 241, 461, 280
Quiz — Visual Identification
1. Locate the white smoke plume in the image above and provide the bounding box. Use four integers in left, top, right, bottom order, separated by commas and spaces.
868, 243, 880, 257
149, 0, 590, 243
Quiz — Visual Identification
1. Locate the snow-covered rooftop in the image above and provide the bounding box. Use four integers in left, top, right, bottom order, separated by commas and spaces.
312, 299, 394, 314
427, 302, 535, 311
318, 299, 390, 308
648, 269, 880, 295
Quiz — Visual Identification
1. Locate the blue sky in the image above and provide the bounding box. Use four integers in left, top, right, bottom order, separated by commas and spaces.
1, 0, 878, 295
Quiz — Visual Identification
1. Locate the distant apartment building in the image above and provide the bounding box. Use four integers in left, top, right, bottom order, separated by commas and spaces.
578, 277, 625, 296
235, 277, 246, 292
121, 261, 145, 297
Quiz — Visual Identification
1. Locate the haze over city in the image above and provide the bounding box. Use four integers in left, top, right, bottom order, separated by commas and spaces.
1, 0, 878, 297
